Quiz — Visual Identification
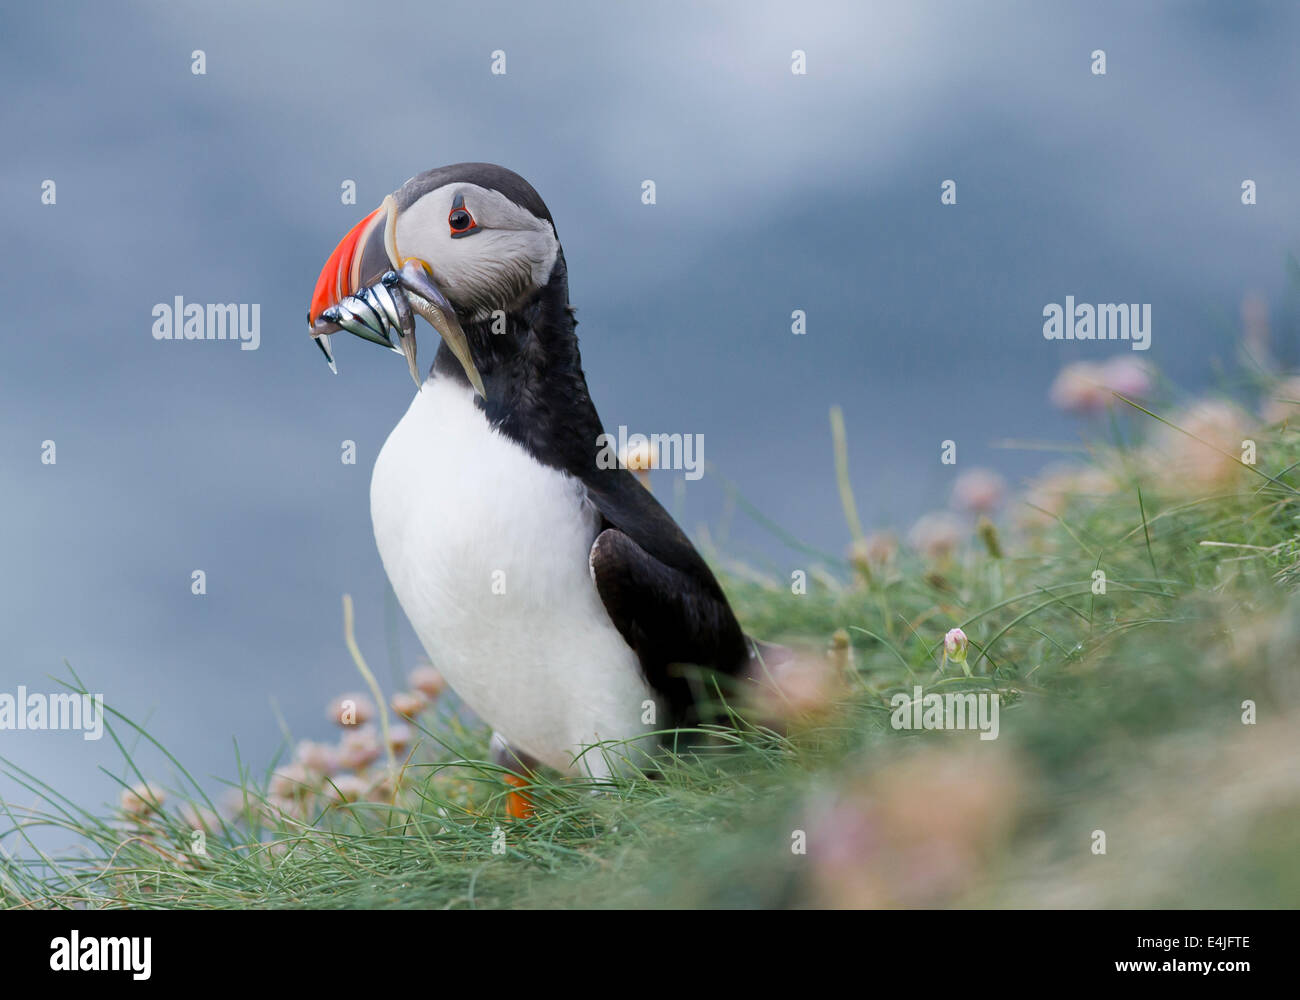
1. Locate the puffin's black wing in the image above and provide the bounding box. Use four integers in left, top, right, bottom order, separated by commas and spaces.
582, 469, 752, 723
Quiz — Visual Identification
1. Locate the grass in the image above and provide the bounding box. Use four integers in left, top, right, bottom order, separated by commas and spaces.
3, 376, 1300, 909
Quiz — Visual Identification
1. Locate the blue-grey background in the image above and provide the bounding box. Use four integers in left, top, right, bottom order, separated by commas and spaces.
3, 1, 1298, 825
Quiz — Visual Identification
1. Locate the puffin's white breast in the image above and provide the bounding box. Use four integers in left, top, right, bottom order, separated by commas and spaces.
370, 376, 657, 775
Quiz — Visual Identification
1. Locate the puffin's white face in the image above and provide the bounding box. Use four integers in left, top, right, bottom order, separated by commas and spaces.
307, 163, 560, 392
394, 182, 559, 319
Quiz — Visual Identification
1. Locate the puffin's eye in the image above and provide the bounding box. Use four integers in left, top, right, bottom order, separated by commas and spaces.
449, 207, 477, 237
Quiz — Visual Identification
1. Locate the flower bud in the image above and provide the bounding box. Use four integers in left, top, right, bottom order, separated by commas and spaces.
943, 627, 969, 665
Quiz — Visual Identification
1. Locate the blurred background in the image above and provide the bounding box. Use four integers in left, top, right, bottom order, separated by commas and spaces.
2, 1, 1298, 827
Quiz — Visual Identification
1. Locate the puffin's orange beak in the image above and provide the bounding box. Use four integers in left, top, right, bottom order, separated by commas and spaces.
307, 198, 396, 331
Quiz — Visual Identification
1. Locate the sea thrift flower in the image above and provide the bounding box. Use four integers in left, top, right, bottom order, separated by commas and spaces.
325, 774, 369, 804
367, 772, 397, 801
327, 692, 376, 727
294, 739, 339, 776
120, 782, 165, 818
337, 725, 382, 770
263, 795, 302, 821
748, 650, 843, 721
390, 690, 428, 719
1050, 359, 1151, 414
849, 532, 898, 586
908, 512, 963, 564
862, 531, 898, 567
1019, 465, 1117, 530
269, 763, 312, 800
1152, 400, 1251, 491
1099, 356, 1150, 399
408, 665, 447, 700
385, 723, 413, 754
1049, 362, 1110, 414
943, 628, 969, 665
808, 748, 1021, 908
951, 468, 1006, 515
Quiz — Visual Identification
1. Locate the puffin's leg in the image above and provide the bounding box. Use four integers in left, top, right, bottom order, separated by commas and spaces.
490, 732, 540, 821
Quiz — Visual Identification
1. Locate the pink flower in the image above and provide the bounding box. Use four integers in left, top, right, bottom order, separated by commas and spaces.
861, 531, 898, 566
1099, 357, 1151, 399
1050, 362, 1110, 414
366, 772, 397, 801
951, 469, 1005, 515
294, 740, 339, 776
327, 692, 376, 727
119, 782, 165, 818
1050, 359, 1151, 415
408, 665, 447, 700
808, 748, 1022, 908
1152, 400, 1252, 491
943, 628, 969, 665
1020, 465, 1116, 528
325, 774, 369, 804
848, 532, 897, 586
747, 650, 845, 721
385, 723, 413, 754
908, 512, 963, 564
270, 763, 313, 800
337, 725, 382, 771
390, 691, 429, 720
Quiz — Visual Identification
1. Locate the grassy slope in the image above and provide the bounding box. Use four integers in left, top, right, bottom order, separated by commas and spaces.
3, 402, 1300, 909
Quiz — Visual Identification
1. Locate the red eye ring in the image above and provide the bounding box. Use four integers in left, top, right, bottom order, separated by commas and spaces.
449, 206, 477, 236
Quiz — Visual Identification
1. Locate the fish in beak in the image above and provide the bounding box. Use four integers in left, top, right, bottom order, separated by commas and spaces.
307, 194, 486, 396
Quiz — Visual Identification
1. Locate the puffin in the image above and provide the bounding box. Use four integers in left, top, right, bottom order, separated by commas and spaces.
306, 163, 771, 815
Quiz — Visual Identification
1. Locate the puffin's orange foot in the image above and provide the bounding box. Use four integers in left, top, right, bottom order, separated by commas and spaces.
503, 773, 535, 821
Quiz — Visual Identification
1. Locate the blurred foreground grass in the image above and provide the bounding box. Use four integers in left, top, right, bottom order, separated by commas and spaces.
3, 370, 1300, 909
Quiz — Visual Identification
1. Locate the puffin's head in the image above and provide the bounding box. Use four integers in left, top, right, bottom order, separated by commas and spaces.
307, 163, 560, 392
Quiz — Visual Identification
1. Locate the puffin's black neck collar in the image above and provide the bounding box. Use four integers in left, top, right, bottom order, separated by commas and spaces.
430, 252, 606, 475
